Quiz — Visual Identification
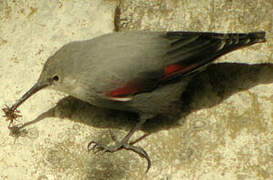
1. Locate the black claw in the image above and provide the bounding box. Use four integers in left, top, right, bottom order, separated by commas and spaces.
87, 130, 151, 173
88, 140, 119, 153
124, 144, 151, 173
87, 141, 94, 151
87, 141, 99, 152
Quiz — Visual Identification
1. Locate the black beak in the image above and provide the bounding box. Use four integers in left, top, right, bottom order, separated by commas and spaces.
10, 80, 51, 111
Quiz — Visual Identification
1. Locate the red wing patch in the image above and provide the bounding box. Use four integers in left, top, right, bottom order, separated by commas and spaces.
106, 80, 158, 101
161, 64, 196, 80
106, 82, 145, 102
106, 63, 197, 101
108, 85, 140, 97
164, 64, 182, 75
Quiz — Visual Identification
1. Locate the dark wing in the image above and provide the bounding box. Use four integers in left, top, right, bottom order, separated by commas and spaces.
106, 31, 265, 101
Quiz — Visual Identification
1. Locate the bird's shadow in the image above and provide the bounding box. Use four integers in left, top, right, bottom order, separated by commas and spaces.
21, 62, 273, 134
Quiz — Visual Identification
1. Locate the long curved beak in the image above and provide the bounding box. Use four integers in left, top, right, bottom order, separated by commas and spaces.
10, 80, 51, 111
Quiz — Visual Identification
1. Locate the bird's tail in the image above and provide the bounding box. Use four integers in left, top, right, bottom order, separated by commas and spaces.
215, 31, 266, 54
231, 31, 266, 43
162, 31, 266, 80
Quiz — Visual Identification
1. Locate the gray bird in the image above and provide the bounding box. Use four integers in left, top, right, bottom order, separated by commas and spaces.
5, 31, 266, 172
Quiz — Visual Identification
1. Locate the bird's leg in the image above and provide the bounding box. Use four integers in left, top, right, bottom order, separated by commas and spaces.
88, 113, 154, 172
88, 113, 150, 151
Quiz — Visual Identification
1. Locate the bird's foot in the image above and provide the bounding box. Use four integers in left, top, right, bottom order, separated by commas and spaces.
87, 130, 151, 173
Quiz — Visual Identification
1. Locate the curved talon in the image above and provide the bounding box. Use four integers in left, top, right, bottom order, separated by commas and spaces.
87, 138, 151, 173
87, 141, 98, 151
88, 141, 105, 154
124, 144, 151, 173
87, 117, 151, 172
88, 140, 123, 154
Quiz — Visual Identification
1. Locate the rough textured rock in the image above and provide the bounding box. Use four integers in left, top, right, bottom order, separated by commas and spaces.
0, 0, 272, 179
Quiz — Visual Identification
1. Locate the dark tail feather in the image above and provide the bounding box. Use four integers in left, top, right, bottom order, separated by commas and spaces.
217, 31, 266, 53
228, 31, 266, 43
162, 31, 266, 80
194, 31, 266, 70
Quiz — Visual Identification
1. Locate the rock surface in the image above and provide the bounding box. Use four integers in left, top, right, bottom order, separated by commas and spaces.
0, 0, 272, 179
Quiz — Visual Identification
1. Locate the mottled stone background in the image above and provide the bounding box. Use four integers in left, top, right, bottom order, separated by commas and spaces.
0, 0, 272, 179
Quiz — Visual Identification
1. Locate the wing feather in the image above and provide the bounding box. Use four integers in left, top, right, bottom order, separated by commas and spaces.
105, 31, 265, 100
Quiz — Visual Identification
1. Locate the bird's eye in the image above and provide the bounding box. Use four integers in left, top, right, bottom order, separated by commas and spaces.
53, 75, 59, 81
